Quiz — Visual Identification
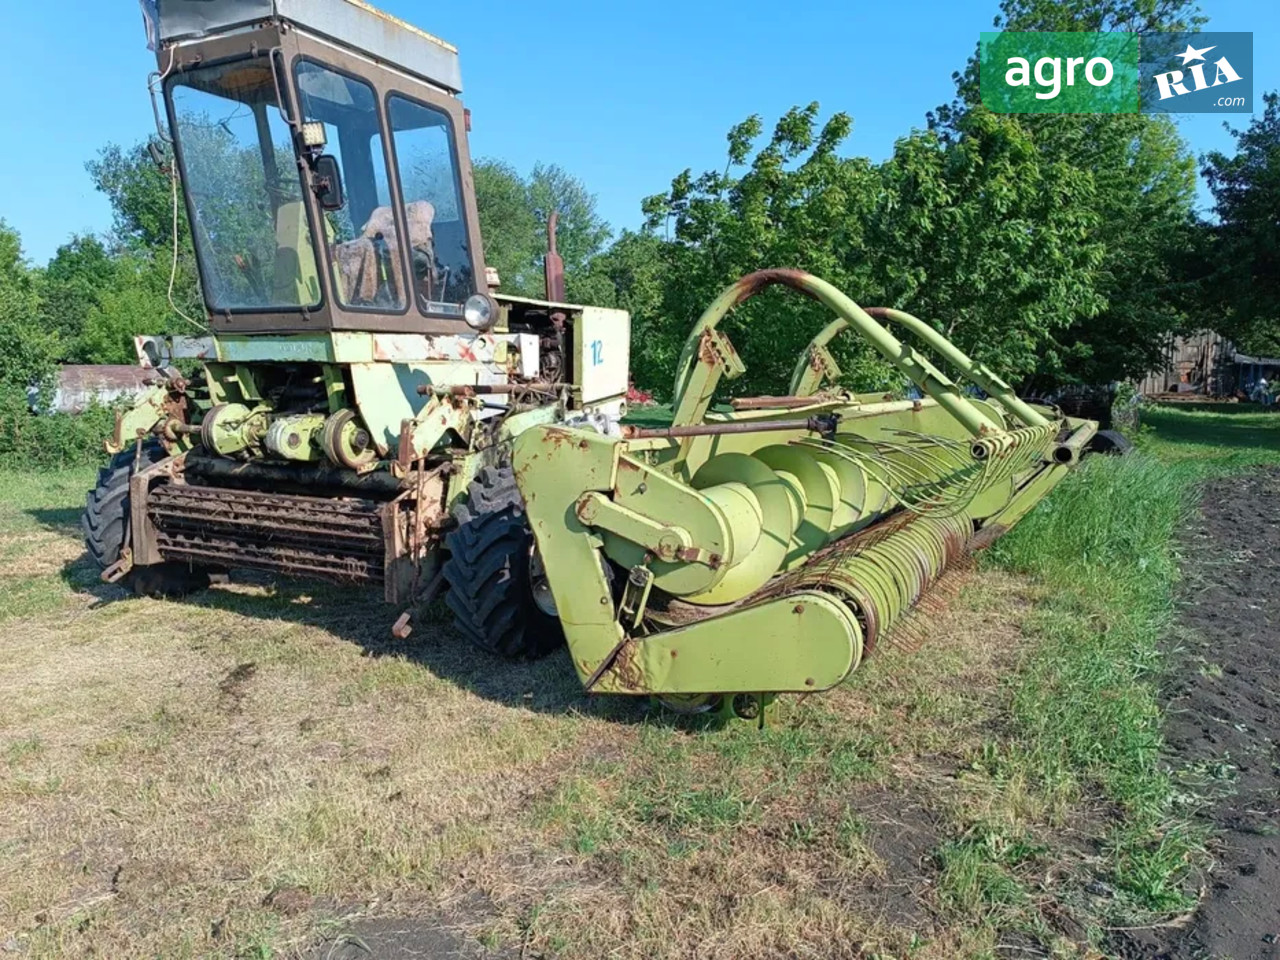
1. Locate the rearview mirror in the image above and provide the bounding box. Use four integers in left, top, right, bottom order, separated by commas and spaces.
311, 154, 345, 211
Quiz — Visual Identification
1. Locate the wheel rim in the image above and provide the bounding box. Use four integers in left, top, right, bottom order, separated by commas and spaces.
528, 545, 558, 617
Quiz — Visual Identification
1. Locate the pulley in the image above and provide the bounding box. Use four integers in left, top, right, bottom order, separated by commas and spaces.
321, 409, 377, 469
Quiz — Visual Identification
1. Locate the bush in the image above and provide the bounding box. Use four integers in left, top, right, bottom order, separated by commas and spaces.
0, 384, 115, 469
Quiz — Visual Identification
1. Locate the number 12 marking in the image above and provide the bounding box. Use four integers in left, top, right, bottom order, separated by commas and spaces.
590, 339, 604, 366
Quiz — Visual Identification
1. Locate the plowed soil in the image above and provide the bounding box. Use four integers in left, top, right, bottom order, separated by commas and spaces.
1122, 468, 1280, 960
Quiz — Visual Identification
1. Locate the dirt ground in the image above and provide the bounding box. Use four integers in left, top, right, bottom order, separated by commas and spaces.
1121, 468, 1280, 960
5, 413, 1278, 959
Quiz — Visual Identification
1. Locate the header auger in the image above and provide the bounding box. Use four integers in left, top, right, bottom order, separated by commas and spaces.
510, 269, 1103, 725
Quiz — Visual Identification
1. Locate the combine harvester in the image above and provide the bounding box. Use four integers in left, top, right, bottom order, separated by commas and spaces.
87, 0, 1112, 725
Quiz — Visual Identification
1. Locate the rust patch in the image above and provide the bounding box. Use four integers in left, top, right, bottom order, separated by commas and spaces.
543, 428, 576, 451
696, 328, 721, 366
726, 268, 819, 309
610, 639, 645, 691
966, 524, 1009, 552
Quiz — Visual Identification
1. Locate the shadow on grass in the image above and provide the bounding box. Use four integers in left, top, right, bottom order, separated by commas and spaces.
59, 554, 680, 727
27, 506, 84, 535
1145, 403, 1280, 450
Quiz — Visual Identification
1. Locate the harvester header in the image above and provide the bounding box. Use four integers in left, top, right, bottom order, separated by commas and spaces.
506, 269, 1108, 723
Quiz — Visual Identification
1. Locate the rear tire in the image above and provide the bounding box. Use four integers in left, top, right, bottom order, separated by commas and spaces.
1087, 429, 1133, 456
82, 441, 211, 599
443, 463, 565, 659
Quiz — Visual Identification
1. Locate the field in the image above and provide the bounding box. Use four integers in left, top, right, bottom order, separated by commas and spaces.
1, 404, 1278, 959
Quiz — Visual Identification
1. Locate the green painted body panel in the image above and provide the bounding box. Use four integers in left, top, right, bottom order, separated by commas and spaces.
216, 335, 340, 364
594, 592, 862, 695
106, 382, 177, 455
513, 426, 624, 686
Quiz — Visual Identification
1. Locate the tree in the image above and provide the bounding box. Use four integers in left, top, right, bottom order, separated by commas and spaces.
75, 253, 179, 364
473, 160, 541, 296
574, 229, 677, 392
1201, 92, 1280, 358
626, 101, 1110, 399
472, 160, 610, 300
0, 221, 58, 389
41, 235, 117, 351
528, 163, 612, 301
871, 110, 1106, 382
84, 141, 204, 349
87, 143, 189, 252
639, 104, 893, 398
930, 0, 1206, 385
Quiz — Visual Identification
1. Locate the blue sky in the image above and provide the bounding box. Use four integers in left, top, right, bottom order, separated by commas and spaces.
1, 0, 1276, 264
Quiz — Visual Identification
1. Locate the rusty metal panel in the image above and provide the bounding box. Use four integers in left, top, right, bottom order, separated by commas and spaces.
41, 366, 155, 415
144, 0, 274, 45
148, 0, 463, 94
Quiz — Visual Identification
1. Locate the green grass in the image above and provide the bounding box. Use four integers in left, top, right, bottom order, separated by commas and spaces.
981, 402, 1280, 916
0, 467, 98, 622
0, 467, 96, 534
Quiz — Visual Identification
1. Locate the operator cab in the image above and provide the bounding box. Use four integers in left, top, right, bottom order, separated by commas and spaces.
147, 0, 488, 334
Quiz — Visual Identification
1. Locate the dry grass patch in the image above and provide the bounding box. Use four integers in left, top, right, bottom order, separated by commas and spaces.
0, 468, 1076, 959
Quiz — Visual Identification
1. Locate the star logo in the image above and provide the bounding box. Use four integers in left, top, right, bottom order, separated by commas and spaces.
1176, 42, 1216, 64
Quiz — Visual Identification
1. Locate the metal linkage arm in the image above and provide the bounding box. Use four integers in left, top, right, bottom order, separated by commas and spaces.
863, 307, 1050, 429
669, 269, 1002, 438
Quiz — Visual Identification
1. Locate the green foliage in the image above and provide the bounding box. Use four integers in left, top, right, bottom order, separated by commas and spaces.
0, 221, 59, 391
574, 230, 671, 389
1201, 91, 1280, 358
473, 160, 610, 300
473, 160, 541, 295
77, 253, 182, 364
41, 236, 118, 347
17, 144, 205, 367
40, 231, 196, 365
1020, 113, 1199, 385
87, 142, 190, 251
927, 0, 1204, 386
0, 384, 116, 469
872, 109, 1106, 380
637, 105, 896, 398
606, 100, 1114, 398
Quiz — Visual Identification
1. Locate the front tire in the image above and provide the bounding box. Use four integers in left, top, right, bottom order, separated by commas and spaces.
1087, 429, 1133, 456
442, 463, 564, 659
82, 441, 211, 598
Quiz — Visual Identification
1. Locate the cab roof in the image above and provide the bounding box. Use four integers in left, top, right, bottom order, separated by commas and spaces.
144, 0, 463, 94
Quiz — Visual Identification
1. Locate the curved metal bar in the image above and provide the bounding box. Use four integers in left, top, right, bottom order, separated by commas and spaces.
670, 269, 1002, 438
863, 307, 1050, 428
789, 316, 850, 397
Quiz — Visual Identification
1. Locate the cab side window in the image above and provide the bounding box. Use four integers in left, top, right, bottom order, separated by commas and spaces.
387, 95, 475, 317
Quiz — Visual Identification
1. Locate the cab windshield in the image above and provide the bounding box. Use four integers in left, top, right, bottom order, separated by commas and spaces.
169, 61, 322, 312
291, 61, 477, 318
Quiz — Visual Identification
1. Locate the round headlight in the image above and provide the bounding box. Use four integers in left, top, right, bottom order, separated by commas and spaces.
463, 293, 499, 331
